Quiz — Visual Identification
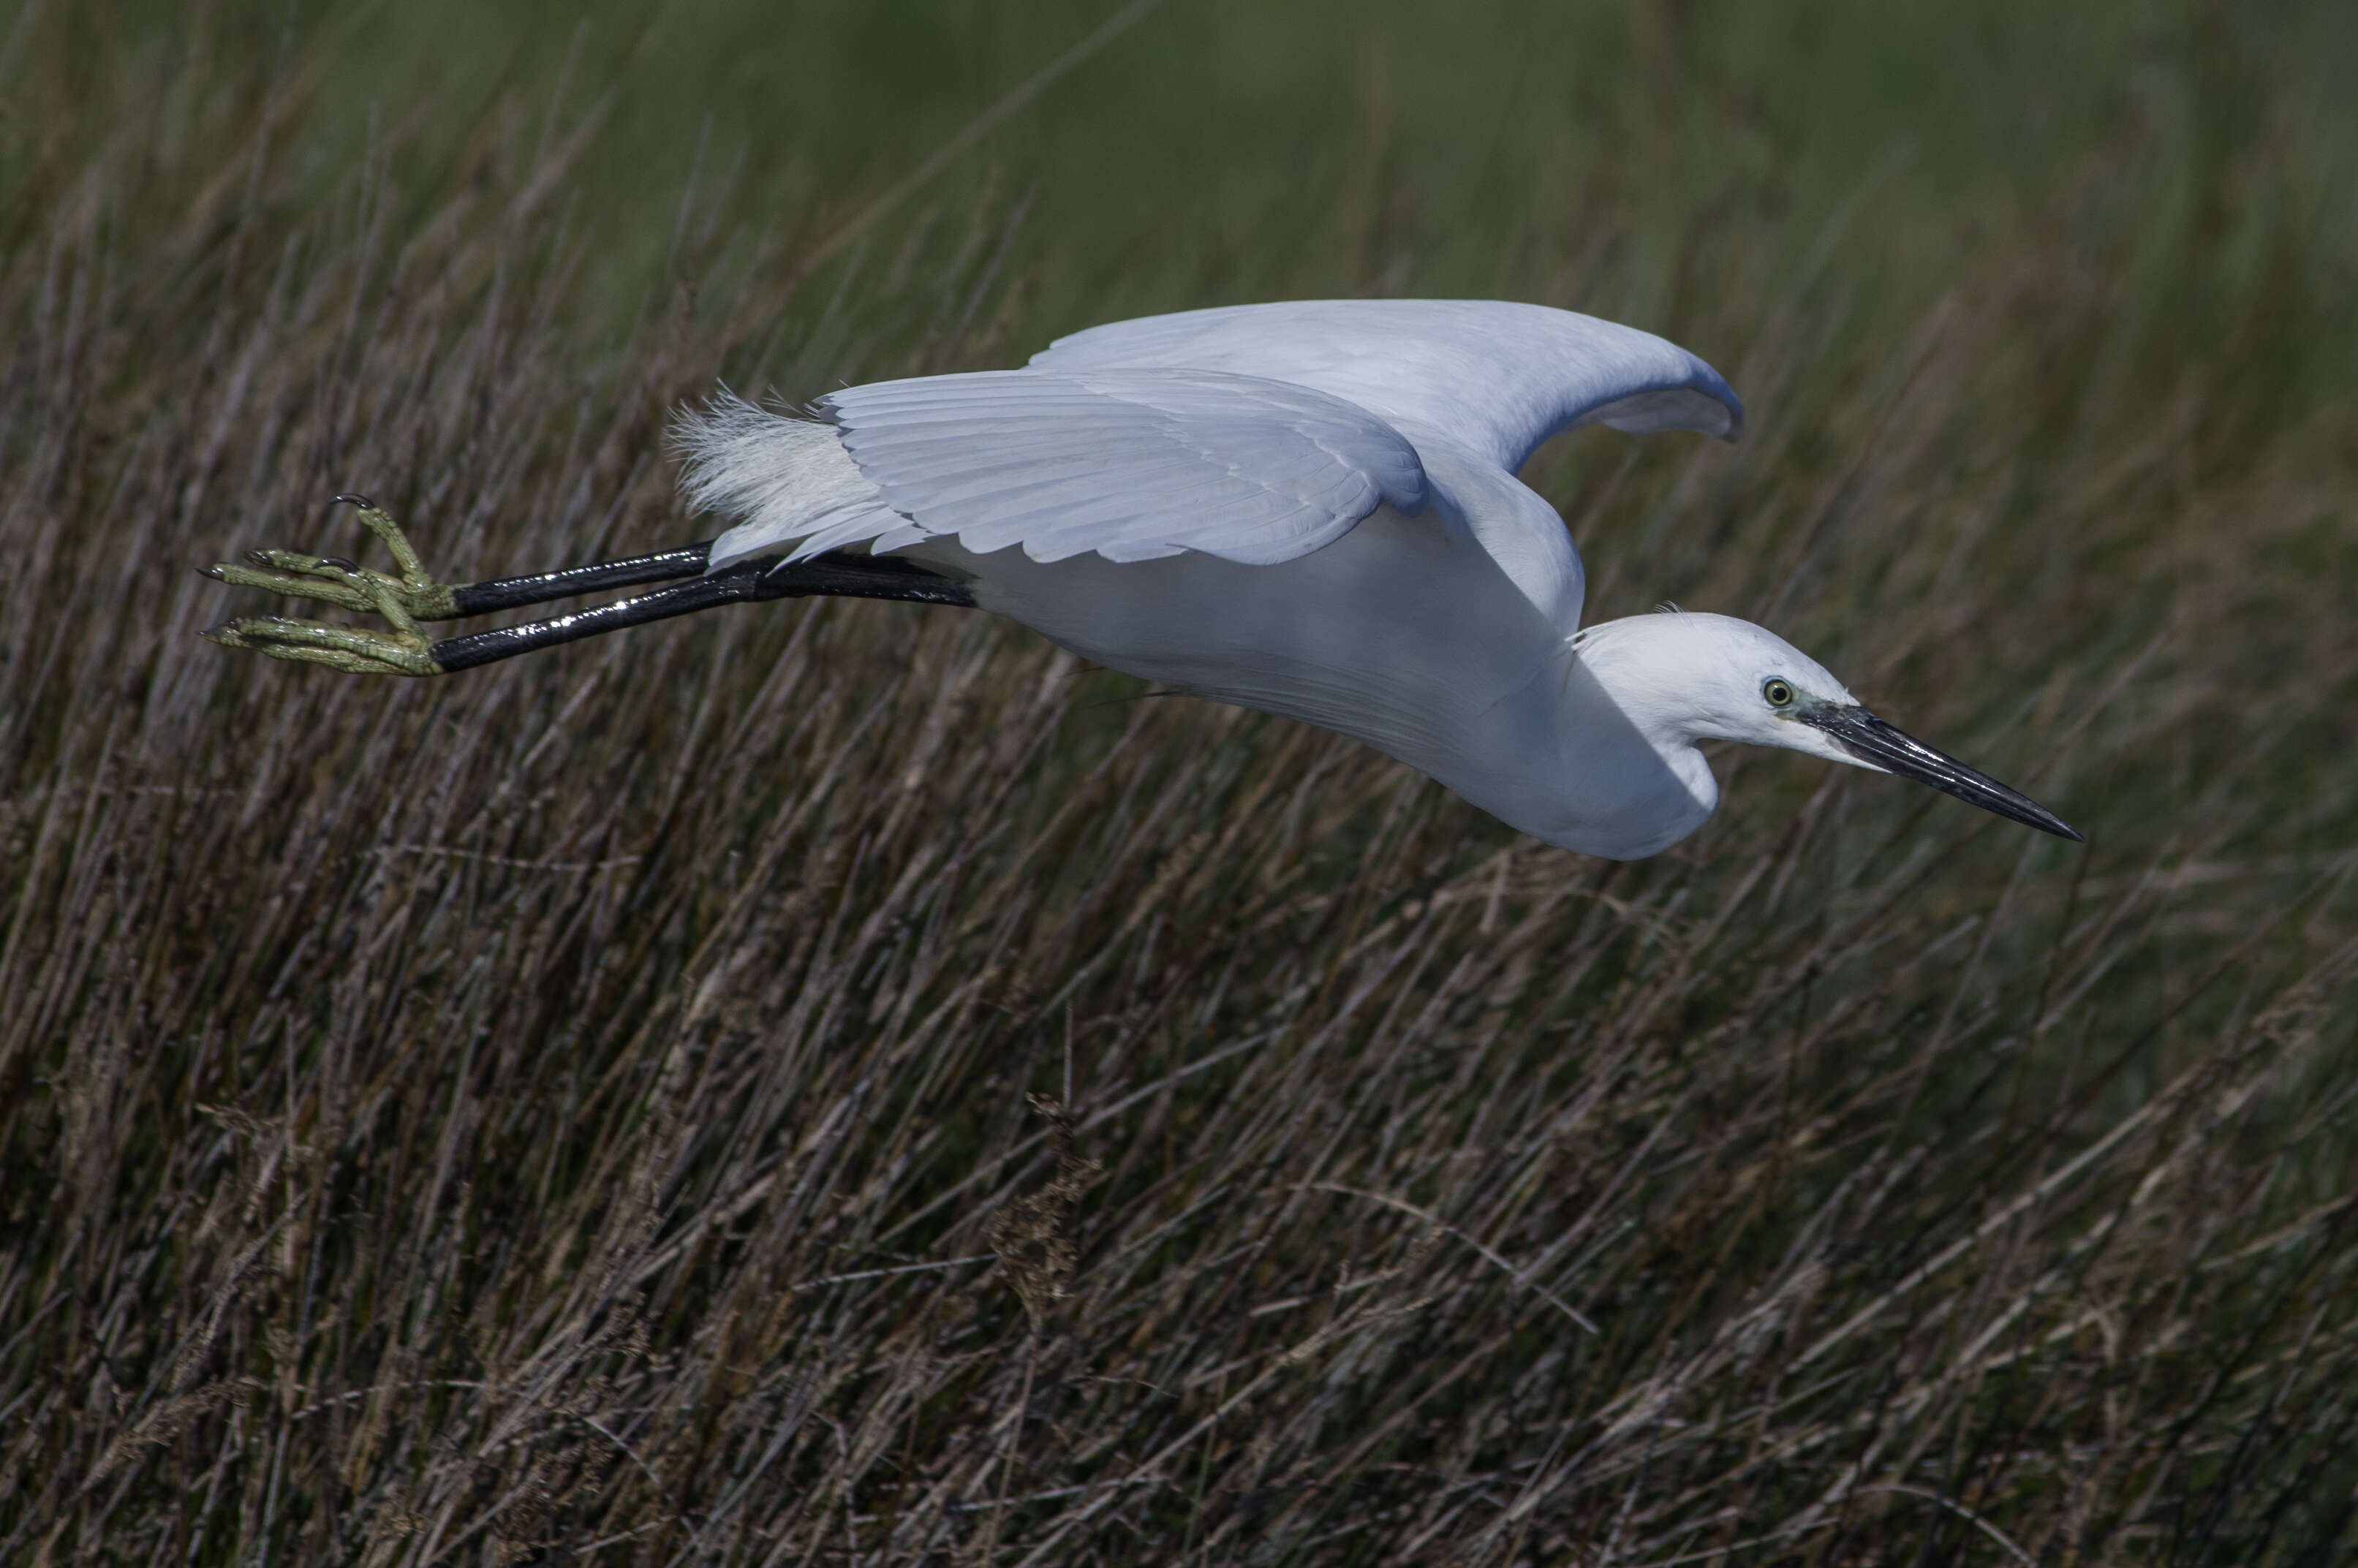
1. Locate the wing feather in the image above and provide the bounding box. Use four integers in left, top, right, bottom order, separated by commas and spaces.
812, 368, 1429, 567
1031, 299, 1743, 473
681, 300, 1737, 618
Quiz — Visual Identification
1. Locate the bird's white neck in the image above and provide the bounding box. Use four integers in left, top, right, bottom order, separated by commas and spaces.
1417, 630, 1719, 860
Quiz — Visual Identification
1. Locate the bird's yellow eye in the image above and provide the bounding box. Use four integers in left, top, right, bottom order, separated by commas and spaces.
1763, 678, 1796, 709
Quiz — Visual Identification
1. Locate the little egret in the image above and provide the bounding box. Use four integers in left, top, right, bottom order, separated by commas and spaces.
204, 300, 2078, 857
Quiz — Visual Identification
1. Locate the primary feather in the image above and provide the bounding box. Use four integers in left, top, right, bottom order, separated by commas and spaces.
1030, 298, 1742, 470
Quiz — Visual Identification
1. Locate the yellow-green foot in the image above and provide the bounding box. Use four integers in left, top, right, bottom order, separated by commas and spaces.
201, 615, 442, 677
203, 497, 453, 678
203, 497, 461, 624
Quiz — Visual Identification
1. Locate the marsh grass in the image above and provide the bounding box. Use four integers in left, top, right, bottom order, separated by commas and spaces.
3, 4, 2356, 1563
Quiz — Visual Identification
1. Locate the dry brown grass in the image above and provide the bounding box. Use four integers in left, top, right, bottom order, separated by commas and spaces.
4, 7, 2356, 1564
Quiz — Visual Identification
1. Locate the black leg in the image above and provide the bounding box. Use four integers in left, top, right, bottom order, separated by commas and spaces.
432, 553, 978, 671
447, 542, 717, 616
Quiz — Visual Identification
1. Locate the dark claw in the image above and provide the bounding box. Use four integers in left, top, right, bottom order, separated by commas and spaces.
333, 493, 376, 510
317, 556, 360, 572
245, 550, 273, 567
198, 565, 225, 580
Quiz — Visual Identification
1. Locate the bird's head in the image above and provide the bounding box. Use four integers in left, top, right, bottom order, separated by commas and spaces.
1574, 610, 2081, 841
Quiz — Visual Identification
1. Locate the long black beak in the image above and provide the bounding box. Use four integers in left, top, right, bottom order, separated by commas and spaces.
1802, 706, 2082, 841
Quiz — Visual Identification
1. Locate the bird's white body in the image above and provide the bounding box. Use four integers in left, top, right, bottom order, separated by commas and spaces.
676, 300, 2068, 856
921, 515, 1711, 857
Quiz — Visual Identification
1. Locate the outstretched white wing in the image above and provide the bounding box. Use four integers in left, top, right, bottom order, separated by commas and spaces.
682, 300, 1739, 632
1030, 299, 1741, 471
825, 368, 1426, 565
680, 368, 1426, 570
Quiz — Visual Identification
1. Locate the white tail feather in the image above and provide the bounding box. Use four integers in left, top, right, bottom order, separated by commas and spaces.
670, 390, 908, 569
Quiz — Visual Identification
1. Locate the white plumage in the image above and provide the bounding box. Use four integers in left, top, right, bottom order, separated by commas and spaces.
673, 300, 2076, 857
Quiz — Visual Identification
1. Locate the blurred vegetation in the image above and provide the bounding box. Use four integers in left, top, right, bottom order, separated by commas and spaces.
3, 0, 2355, 1562
27, 0, 2357, 366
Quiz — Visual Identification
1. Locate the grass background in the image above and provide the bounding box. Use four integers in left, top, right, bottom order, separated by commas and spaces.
4, 0, 2357, 1561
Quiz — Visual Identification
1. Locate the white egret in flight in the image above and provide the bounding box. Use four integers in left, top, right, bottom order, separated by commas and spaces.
204, 300, 2078, 857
